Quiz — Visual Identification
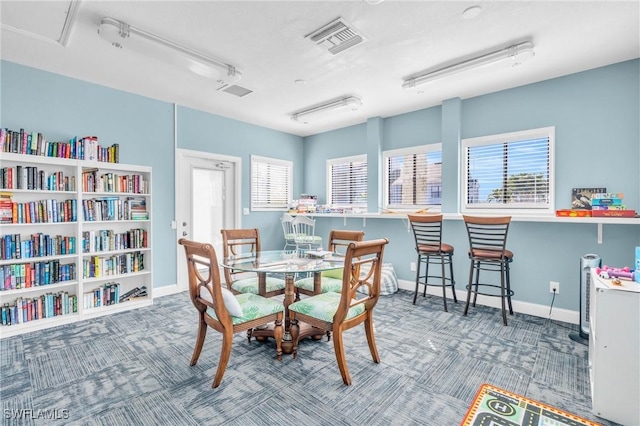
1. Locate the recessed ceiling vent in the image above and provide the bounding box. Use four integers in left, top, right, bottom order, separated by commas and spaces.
222, 85, 253, 97
305, 17, 366, 55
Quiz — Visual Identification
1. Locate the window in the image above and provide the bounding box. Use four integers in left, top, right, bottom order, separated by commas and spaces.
327, 155, 367, 207
462, 126, 555, 213
251, 155, 292, 211
383, 144, 442, 210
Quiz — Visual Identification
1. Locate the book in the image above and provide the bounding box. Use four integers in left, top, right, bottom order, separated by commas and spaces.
556, 209, 591, 217
591, 198, 623, 206
571, 187, 606, 210
591, 210, 636, 218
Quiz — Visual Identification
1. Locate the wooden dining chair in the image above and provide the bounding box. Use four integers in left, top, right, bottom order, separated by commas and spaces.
179, 238, 284, 388
220, 228, 286, 297
294, 229, 365, 297
289, 238, 389, 385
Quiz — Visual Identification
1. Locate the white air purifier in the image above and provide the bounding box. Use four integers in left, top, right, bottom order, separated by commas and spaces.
570, 254, 601, 345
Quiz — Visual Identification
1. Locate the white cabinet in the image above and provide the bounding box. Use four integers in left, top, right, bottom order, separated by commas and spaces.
589, 272, 640, 425
0, 153, 152, 338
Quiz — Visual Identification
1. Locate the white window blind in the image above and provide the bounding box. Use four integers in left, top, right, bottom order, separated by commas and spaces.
251, 155, 292, 211
383, 144, 442, 209
327, 155, 367, 207
463, 126, 554, 212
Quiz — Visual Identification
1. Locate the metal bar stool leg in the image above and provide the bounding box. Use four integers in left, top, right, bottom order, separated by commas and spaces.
448, 253, 457, 303
440, 256, 448, 312
413, 254, 421, 305
500, 264, 508, 326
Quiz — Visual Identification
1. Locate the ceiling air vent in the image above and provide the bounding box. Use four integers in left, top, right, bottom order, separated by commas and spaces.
221, 85, 253, 97
305, 17, 366, 55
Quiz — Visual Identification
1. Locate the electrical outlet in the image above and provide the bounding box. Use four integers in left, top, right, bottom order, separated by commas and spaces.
550, 281, 560, 294
410, 262, 417, 272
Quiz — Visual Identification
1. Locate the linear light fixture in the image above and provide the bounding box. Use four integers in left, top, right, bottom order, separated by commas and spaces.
291, 96, 362, 124
402, 41, 535, 89
98, 17, 241, 90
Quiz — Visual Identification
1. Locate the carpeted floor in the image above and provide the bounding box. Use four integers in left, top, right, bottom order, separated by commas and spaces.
0, 289, 621, 425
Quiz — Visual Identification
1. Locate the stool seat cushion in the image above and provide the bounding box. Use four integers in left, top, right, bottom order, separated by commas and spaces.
417, 242, 454, 254
469, 248, 514, 260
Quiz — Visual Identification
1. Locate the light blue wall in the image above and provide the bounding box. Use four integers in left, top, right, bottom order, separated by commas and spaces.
0, 61, 177, 287
176, 106, 304, 248
303, 59, 640, 311
1, 59, 638, 312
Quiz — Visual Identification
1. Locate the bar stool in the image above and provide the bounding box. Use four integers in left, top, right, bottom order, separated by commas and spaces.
408, 214, 457, 311
462, 215, 514, 326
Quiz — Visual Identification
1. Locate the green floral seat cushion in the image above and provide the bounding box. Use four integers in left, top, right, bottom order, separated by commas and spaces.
321, 267, 343, 279
295, 235, 323, 245
231, 276, 286, 294
207, 293, 284, 325
294, 276, 343, 293
289, 291, 365, 322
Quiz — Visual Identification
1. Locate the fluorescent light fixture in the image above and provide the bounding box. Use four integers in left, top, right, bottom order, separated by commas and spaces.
402, 41, 534, 89
98, 17, 241, 90
291, 96, 362, 124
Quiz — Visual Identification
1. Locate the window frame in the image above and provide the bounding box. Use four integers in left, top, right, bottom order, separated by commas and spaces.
250, 155, 293, 212
326, 154, 368, 208
382, 143, 443, 211
461, 126, 555, 214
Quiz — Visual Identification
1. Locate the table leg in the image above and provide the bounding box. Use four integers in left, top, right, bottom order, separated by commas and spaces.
252, 271, 325, 354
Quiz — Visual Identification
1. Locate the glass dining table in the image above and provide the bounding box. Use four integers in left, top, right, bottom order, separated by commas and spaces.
221, 249, 344, 354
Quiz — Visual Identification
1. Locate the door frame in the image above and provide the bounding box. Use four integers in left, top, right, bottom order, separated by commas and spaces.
173, 148, 242, 293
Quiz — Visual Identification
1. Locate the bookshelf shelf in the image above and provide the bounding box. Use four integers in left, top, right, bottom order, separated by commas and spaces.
1, 152, 152, 337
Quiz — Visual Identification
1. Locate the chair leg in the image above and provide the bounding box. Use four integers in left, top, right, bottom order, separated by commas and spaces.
472, 261, 481, 307
506, 262, 514, 315
290, 317, 300, 359
332, 324, 351, 385
273, 316, 284, 361
463, 260, 474, 316
212, 330, 233, 388
190, 315, 208, 366
364, 315, 380, 364
246, 329, 253, 343
500, 265, 508, 326
413, 255, 421, 305
449, 253, 457, 303
440, 256, 448, 312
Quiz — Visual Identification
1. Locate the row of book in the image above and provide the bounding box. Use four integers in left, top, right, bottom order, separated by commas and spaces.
1, 291, 77, 326
1, 233, 77, 260
0, 166, 76, 191
83, 282, 121, 309
2, 199, 77, 224
82, 283, 148, 309
82, 228, 148, 253
1, 128, 120, 163
82, 197, 148, 221
1, 261, 77, 291
82, 170, 148, 194
82, 251, 144, 279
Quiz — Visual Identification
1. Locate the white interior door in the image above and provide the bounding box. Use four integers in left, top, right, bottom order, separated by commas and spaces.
176, 149, 241, 291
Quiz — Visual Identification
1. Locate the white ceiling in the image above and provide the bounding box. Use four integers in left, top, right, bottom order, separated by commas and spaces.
1, 1, 639, 137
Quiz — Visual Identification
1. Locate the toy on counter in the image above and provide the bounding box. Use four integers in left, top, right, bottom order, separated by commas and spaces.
595, 265, 635, 281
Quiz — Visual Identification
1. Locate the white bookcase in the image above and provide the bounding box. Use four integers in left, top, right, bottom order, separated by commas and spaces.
0, 152, 152, 338
589, 272, 640, 426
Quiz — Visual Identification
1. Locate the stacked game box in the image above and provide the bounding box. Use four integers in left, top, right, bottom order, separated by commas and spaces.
590, 192, 636, 217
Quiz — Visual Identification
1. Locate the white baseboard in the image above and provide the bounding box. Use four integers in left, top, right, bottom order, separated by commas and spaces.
397, 279, 579, 324
153, 283, 182, 298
